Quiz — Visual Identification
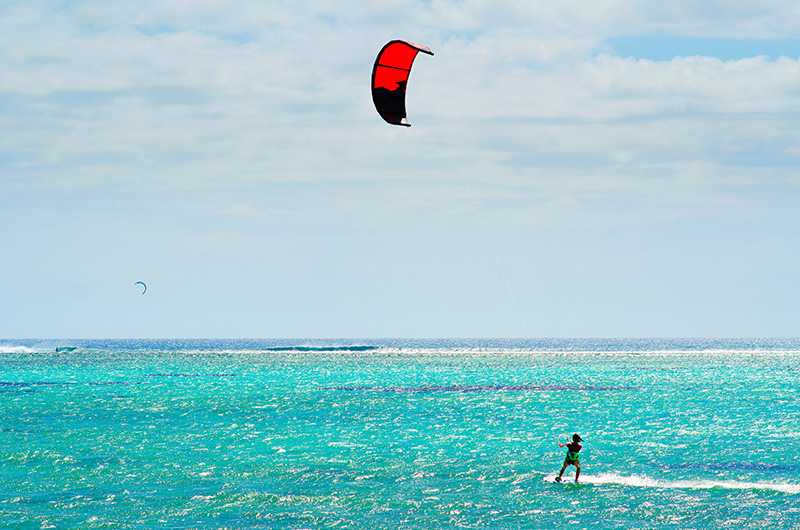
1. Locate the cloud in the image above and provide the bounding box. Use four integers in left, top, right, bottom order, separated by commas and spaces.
2, 0, 798, 220
3, 2, 798, 178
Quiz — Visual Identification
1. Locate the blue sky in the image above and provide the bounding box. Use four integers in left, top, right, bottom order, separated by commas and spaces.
3, 1, 800, 338
605, 36, 800, 62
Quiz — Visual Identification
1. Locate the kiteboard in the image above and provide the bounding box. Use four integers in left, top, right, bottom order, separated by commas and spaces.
544, 474, 581, 485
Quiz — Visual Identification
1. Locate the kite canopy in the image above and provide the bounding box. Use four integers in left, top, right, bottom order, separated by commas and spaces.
371, 40, 433, 126
134, 281, 147, 295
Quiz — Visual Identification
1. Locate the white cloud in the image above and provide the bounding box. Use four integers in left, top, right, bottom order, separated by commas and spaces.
3, 1, 798, 205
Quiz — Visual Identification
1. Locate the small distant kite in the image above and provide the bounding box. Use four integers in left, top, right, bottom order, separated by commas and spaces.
371, 40, 433, 126
134, 281, 147, 295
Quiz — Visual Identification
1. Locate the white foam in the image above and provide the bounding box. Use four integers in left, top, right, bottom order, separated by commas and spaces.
0, 345, 37, 354
545, 473, 800, 494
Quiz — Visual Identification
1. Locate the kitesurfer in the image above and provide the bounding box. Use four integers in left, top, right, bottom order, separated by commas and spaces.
555, 433, 583, 482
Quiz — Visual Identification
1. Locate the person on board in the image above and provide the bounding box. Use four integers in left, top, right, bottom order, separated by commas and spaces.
555, 433, 583, 482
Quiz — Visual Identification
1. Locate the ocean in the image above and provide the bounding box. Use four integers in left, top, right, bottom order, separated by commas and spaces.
1, 338, 798, 529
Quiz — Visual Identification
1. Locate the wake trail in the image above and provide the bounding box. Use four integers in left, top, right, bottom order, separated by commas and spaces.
544, 473, 800, 494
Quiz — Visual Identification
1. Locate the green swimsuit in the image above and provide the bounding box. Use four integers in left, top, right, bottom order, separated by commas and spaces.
565, 449, 580, 465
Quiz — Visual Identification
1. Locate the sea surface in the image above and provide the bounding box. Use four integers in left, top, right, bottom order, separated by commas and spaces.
1, 338, 798, 529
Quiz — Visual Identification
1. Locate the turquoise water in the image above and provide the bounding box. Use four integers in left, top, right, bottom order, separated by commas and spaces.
1, 339, 798, 529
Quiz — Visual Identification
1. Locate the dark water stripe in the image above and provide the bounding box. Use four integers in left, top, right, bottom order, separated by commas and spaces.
660, 462, 800, 472
0, 382, 75, 386
147, 373, 238, 377
0, 381, 139, 387
329, 384, 637, 393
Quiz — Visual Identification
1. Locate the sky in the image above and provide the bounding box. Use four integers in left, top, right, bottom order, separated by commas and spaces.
3, 1, 800, 339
